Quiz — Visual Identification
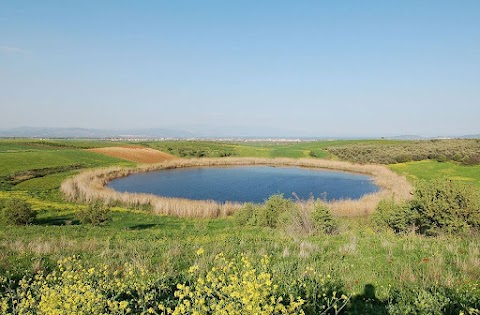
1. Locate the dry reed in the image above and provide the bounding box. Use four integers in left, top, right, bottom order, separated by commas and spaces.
61, 157, 412, 218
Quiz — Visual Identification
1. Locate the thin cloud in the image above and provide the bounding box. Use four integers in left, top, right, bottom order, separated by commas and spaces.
0, 46, 29, 54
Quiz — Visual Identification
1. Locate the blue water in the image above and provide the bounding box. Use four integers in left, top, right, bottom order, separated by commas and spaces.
108, 166, 379, 203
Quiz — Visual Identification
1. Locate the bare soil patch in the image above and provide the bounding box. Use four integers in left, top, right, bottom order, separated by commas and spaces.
87, 146, 176, 163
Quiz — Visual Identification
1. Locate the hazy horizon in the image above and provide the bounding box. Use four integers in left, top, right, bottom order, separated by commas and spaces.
1, 1, 479, 137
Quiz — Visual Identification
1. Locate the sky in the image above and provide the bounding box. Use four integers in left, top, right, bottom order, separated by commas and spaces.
1, 1, 479, 137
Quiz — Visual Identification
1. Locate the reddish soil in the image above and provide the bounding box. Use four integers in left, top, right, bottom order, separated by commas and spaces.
87, 146, 177, 163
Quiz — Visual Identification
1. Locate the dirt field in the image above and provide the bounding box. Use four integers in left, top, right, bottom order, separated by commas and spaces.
87, 146, 177, 163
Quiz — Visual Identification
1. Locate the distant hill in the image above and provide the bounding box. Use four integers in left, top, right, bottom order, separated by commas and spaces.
0, 127, 479, 140
384, 135, 480, 140
383, 135, 427, 140
460, 134, 480, 139
0, 127, 195, 139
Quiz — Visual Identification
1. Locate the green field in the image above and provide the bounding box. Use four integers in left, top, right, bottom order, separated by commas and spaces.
0, 139, 479, 314
390, 160, 480, 187
143, 139, 410, 160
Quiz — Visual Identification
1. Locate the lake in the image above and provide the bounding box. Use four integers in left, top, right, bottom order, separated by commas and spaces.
107, 166, 379, 203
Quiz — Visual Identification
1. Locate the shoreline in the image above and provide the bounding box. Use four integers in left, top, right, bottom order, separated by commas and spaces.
61, 157, 413, 218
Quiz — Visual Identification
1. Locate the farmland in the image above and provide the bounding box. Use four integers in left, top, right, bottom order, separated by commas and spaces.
0, 139, 479, 314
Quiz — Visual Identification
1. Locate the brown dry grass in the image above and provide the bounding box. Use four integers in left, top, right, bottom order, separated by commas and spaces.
87, 146, 176, 163
61, 157, 412, 218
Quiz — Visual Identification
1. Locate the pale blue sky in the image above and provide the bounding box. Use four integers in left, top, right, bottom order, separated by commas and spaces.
1, 1, 479, 137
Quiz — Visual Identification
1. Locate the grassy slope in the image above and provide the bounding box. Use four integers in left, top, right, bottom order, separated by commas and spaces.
1, 210, 478, 299
0, 139, 130, 151
144, 139, 407, 159
0, 140, 136, 201
390, 160, 480, 187
0, 150, 133, 176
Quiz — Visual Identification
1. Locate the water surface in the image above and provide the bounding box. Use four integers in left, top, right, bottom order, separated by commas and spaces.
108, 166, 379, 203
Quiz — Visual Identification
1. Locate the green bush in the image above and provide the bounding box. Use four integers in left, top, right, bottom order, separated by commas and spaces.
387, 284, 480, 315
75, 202, 111, 226
413, 179, 480, 234
234, 195, 302, 230
233, 203, 258, 226
234, 196, 338, 236
372, 198, 414, 233
260, 194, 295, 228
311, 201, 337, 234
374, 180, 480, 235
327, 139, 480, 165
0, 198, 36, 225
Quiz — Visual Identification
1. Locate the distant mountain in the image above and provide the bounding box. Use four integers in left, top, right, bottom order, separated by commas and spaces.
1, 127, 479, 140
0, 127, 195, 139
460, 134, 480, 139
383, 135, 480, 140
383, 135, 427, 140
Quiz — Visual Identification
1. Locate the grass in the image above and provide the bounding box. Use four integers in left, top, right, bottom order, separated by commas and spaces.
390, 160, 480, 188
143, 139, 406, 159
0, 211, 478, 300
1, 138, 479, 314
0, 150, 134, 177
0, 139, 131, 151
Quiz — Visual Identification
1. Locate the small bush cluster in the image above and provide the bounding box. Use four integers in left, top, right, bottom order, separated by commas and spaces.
387, 284, 480, 315
0, 253, 351, 315
327, 139, 480, 165
373, 179, 480, 235
413, 179, 480, 234
0, 198, 36, 225
148, 141, 237, 158
75, 201, 111, 226
234, 194, 337, 235
372, 198, 414, 233
311, 202, 338, 234
172, 253, 306, 314
0, 255, 176, 315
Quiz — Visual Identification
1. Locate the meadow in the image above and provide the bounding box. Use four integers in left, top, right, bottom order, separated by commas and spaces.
0, 139, 479, 314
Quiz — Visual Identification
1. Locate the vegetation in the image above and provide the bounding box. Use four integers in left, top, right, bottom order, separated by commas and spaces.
311, 202, 338, 234
234, 195, 337, 236
142, 139, 390, 159
75, 201, 112, 226
373, 179, 480, 235
390, 160, 480, 188
0, 198, 36, 225
1, 138, 480, 314
327, 139, 480, 165
61, 157, 411, 218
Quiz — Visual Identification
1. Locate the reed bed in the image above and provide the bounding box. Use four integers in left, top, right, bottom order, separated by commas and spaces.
61, 157, 412, 218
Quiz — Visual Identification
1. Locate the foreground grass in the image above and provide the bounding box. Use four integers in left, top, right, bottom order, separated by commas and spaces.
1, 209, 479, 313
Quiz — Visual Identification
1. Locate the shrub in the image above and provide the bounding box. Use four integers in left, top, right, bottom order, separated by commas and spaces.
413, 179, 480, 234
374, 180, 480, 235
311, 202, 337, 234
234, 196, 338, 235
372, 198, 414, 233
387, 284, 480, 315
233, 203, 258, 226
75, 201, 111, 226
260, 194, 295, 228
0, 198, 36, 225
326, 139, 480, 165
